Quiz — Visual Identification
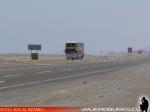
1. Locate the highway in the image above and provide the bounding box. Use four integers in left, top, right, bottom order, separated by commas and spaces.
0, 59, 148, 91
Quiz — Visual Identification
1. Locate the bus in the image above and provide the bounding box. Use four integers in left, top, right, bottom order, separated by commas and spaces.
65, 41, 84, 60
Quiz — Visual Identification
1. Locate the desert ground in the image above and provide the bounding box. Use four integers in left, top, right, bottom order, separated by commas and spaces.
0, 53, 150, 111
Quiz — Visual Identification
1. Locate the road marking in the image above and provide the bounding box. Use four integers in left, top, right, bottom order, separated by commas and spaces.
37, 64, 57, 66
80, 67, 88, 69
0, 65, 55, 72
0, 81, 5, 83
63, 69, 72, 71
3, 74, 22, 78
9, 69, 15, 71
1, 68, 16, 71
5, 69, 9, 71
38, 71, 52, 74
0, 69, 5, 71
23, 68, 29, 70
94, 65, 99, 68
0, 67, 118, 90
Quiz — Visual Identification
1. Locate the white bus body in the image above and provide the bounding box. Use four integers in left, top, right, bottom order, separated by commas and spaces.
65, 41, 84, 60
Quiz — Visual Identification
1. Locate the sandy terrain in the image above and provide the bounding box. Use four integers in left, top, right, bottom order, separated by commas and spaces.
0, 52, 149, 62
0, 53, 150, 112
0, 54, 150, 109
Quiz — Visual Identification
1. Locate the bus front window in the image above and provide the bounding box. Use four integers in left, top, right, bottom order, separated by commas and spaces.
65, 49, 77, 54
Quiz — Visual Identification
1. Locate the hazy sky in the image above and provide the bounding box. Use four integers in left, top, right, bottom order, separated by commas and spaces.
0, 0, 150, 54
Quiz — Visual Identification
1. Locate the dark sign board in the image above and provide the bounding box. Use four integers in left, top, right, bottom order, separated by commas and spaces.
128, 47, 132, 53
28, 44, 41, 50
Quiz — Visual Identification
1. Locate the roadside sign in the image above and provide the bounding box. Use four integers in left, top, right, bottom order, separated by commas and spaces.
28, 44, 41, 60
28, 44, 41, 50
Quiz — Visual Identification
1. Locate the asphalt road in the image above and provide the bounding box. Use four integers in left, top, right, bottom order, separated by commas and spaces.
0, 59, 149, 91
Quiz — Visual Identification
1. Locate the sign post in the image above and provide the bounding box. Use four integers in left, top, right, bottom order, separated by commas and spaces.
128, 47, 132, 53
28, 44, 41, 60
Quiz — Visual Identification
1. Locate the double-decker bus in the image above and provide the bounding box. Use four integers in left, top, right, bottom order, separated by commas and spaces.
65, 41, 84, 60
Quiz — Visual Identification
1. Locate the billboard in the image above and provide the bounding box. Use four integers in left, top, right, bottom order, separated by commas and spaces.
28, 44, 41, 50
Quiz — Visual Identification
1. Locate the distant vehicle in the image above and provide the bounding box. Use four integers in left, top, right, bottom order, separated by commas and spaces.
65, 41, 84, 60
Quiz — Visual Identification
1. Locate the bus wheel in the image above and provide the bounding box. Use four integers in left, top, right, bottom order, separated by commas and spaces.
81, 56, 84, 59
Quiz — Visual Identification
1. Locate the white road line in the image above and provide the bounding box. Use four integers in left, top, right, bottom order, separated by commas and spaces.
63, 69, 72, 71
9, 69, 15, 71
94, 65, 99, 68
6, 69, 10, 71
38, 71, 52, 74
0, 81, 5, 83
37, 64, 57, 66
3, 74, 22, 78
80, 67, 88, 69
0, 69, 5, 71
35, 66, 47, 69
24, 68, 29, 70
1, 68, 15, 71
0, 67, 118, 90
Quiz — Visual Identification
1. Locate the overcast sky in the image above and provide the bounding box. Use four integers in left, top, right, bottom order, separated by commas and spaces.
0, 0, 150, 54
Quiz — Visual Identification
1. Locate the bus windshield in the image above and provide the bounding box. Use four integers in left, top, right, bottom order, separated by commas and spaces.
65, 49, 77, 54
